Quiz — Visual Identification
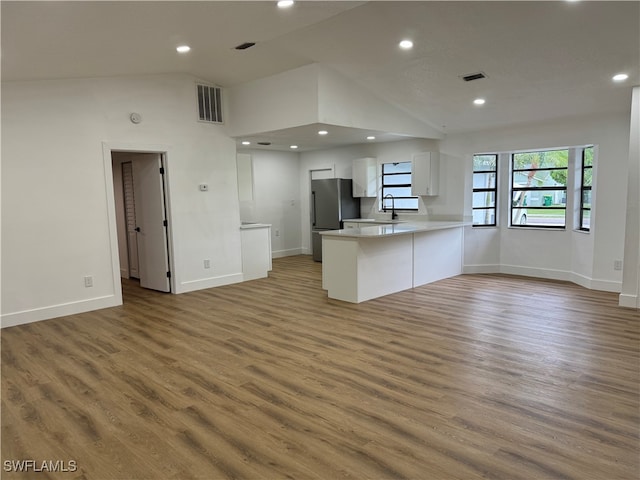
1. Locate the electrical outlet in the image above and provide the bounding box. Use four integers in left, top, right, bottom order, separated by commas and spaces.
614, 260, 623, 271
84, 276, 93, 288
204, 259, 211, 269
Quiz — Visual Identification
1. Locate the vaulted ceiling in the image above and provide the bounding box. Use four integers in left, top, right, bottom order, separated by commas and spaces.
3, 1, 639, 149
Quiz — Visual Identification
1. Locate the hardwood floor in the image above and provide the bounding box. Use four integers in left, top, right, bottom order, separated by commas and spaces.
2, 255, 638, 479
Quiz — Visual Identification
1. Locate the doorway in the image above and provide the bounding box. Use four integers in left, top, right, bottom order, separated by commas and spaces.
111, 151, 172, 294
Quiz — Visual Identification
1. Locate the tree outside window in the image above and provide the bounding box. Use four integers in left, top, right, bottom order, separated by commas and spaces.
511, 149, 568, 228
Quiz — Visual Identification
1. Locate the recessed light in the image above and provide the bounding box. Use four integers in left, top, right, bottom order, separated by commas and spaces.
473, 98, 486, 105
612, 73, 629, 82
290, 145, 298, 149
318, 130, 328, 135
277, 0, 294, 7
176, 45, 191, 53
241, 141, 251, 145
399, 40, 413, 50
367, 136, 376, 140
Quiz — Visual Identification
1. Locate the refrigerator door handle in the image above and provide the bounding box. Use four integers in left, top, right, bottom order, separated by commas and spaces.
311, 191, 316, 227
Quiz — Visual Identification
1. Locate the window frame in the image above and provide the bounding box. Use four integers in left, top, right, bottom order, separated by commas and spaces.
380, 161, 419, 212
472, 154, 498, 227
578, 146, 593, 232
510, 149, 568, 229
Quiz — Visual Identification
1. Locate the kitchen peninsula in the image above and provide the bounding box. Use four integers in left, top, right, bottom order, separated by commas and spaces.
321, 221, 469, 303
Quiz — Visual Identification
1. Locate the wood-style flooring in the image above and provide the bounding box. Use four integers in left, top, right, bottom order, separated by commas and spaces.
2, 255, 639, 479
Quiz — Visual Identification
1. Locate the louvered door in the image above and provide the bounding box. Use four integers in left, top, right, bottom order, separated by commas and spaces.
122, 161, 140, 278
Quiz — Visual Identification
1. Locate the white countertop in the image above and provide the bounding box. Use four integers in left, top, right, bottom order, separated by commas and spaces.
343, 218, 406, 224
320, 221, 470, 238
240, 222, 272, 230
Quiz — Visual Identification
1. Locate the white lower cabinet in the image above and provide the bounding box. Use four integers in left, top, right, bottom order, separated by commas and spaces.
343, 221, 359, 229
240, 224, 272, 281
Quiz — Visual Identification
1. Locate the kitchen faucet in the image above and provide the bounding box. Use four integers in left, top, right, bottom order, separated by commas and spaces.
383, 194, 398, 220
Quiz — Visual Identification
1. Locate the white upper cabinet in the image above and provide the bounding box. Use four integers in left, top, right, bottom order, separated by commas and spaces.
352, 157, 377, 197
411, 152, 440, 196
236, 153, 254, 202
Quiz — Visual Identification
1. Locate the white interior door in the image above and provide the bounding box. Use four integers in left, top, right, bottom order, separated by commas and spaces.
121, 161, 140, 279
132, 154, 171, 292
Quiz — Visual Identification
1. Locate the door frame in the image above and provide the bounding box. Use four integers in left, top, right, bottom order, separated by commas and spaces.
102, 142, 176, 298
305, 166, 335, 255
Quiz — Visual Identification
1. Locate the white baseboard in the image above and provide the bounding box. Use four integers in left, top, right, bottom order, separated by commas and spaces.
463, 264, 622, 293
463, 264, 501, 274
176, 273, 244, 293
619, 293, 639, 309
499, 264, 571, 281
589, 278, 623, 293
1, 295, 121, 329
570, 271, 592, 289
272, 248, 303, 259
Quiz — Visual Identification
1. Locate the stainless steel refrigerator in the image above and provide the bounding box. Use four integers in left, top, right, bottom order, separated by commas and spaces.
311, 178, 360, 261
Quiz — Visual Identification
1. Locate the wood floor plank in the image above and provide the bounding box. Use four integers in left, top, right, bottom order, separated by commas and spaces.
2, 255, 638, 479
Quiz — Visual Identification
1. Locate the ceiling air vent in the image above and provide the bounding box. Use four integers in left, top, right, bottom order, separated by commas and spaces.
461, 72, 487, 82
257, 142, 272, 146
196, 84, 223, 124
235, 42, 256, 50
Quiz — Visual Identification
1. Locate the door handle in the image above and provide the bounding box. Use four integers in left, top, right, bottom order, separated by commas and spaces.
135, 227, 141, 232
311, 191, 316, 227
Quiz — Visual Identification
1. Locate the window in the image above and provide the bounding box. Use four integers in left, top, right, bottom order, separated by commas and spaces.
579, 147, 593, 231
381, 162, 418, 211
511, 149, 568, 228
472, 154, 498, 226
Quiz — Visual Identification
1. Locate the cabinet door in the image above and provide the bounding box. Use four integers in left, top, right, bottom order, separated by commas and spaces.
352, 157, 377, 197
241, 227, 272, 280
412, 152, 440, 196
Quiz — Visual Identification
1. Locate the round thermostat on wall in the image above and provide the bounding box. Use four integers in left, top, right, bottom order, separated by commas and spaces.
129, 112, 142, 124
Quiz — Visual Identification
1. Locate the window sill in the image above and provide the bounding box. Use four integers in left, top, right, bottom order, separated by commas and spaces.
507, 225, 566, 231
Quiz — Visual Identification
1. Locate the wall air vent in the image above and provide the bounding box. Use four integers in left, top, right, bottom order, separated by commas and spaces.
235, 42, 256, 50
461, 72, 487, 82
196, 84, 223, 124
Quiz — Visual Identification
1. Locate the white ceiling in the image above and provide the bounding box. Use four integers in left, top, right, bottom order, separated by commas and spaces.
3, 1, 639, 151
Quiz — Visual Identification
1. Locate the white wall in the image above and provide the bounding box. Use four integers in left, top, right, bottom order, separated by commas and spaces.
441, 112, 631, 291
226, 64, 320, 137
238, 149, 302, 258
316, 65, 442, 139
227, 63, 441, 139
1, 73, 243, 327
